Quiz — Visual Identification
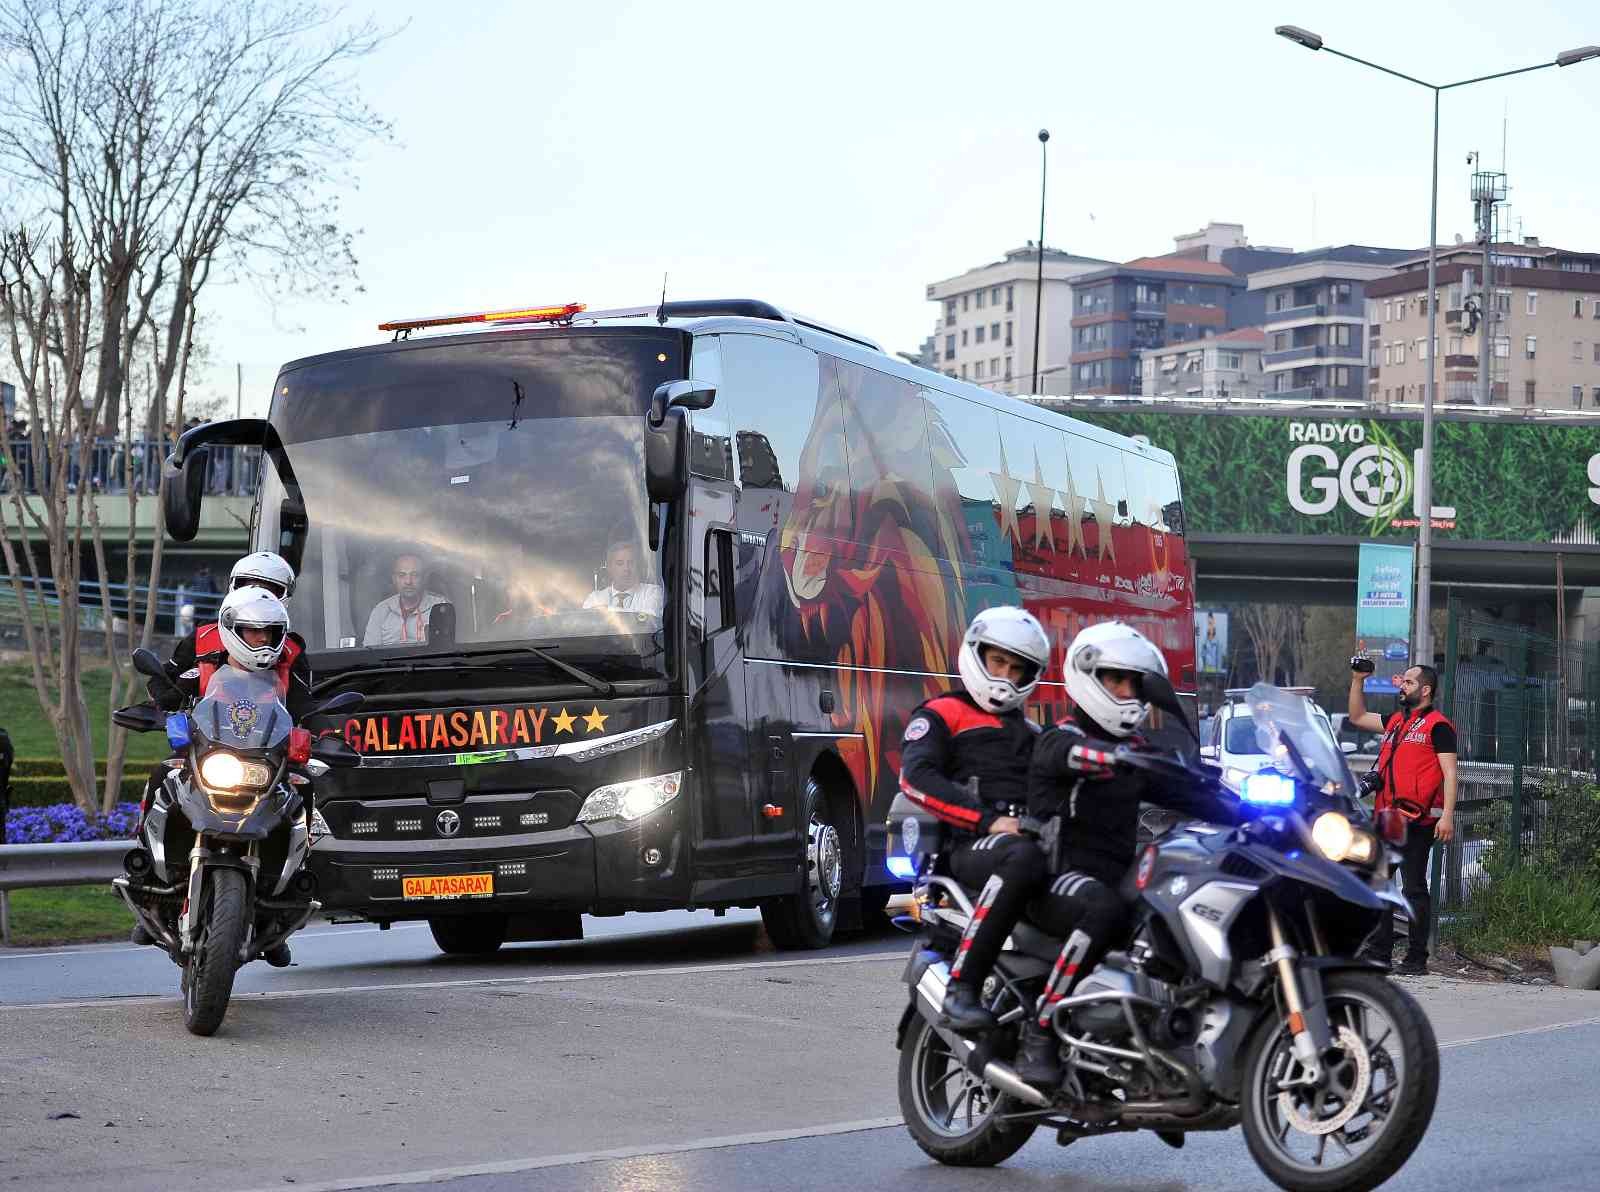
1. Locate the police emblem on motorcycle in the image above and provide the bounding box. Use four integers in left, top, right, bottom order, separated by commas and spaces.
1135, 844, 1157, 890
1168, 875, 1189, 897
435, 809, 462, 837
228, 699, 258, 737
901, 817, 920, 855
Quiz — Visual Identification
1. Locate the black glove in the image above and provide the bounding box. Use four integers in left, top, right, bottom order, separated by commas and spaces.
1350, 656, 1375, 675
146, 674, 186, 711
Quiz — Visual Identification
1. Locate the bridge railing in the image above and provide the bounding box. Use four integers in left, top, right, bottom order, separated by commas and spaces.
0, 436, 259, 498
0, 573, 223, 633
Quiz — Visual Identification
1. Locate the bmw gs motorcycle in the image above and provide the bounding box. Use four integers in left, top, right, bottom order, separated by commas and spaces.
888, 680, 1439, 1192
112, 648, 362, 1036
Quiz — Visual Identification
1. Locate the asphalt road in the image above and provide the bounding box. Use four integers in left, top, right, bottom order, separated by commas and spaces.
4, 910, 1599, 1192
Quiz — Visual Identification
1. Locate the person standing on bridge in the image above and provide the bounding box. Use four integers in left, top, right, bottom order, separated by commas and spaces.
1348, 658, 1458, 975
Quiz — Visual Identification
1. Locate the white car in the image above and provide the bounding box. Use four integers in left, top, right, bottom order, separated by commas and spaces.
1201, 688, 1355, 794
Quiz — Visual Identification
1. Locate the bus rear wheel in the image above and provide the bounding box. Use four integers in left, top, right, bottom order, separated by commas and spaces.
760, 778, 843, 950
429, 913, 508, 956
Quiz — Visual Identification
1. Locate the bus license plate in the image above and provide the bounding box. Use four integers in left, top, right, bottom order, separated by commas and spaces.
402, 873, 494, 899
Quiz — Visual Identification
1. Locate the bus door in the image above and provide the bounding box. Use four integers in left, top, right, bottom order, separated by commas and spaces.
692, 515, 757, 869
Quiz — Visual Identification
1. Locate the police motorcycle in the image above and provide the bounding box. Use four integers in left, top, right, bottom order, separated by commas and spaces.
888, 680, 1439, 1192
111, 648, 362, 1036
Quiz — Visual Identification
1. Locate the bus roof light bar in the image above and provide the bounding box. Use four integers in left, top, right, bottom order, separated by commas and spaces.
378, 302, 586, 336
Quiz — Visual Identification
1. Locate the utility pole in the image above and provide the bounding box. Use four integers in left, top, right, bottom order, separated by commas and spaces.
1032, 129, 1049, 394
235, 363, 242, 420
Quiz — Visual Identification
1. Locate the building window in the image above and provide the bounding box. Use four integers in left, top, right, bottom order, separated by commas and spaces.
1416, 338, 1427, 360
1525, 335, 1537, 359
1525, 380, 1536, 405
1574, 385, 1584, 408
1448, 335, 1463, 355
1576, 340, 1585, 361
1005, 321, 1013, 346
976, 290, 985, 310
1578, 298, 1587, 317
1004, 357, 1012, 380
1494, 336, 1510, 359
1594, 343, 1600, 363
1383, 344, 1393, 366
1274, 292, 1288, 312
960, 363, 968, 378
974, 360, 984, 378
1593, 386, 1600, 408
1273, 332, 1289, 352
1383, 300, 1392, 322
962, 294, 969, 312
991, 286, 1002, 304
1394, 341, 1406, 364
1218, 351, 1241, 370
975, 325, 985, 344
1447, 284, 1462, 310
1333, 366, 1351, 387
945, 299, 956, 326
990, 322, 1000, 341
943, 335, 955, 360
1332, 281, 1353, 305
1527, 291, 1538, 315
1330, 324, 1352, 347
1493, 290, 1511, 314
961, 329, 969, 346
1593, 299, 1600, 319
1006, 285, 1014, 311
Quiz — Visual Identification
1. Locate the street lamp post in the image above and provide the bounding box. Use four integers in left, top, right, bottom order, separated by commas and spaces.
1032, 129, 1049, 395
1275, 27, 1599, 666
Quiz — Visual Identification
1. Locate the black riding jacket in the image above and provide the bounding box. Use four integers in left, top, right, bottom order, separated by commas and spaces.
1028, 711, 1241, 885
899, 690, 1039, 836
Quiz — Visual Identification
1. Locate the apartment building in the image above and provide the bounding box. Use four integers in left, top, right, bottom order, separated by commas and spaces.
1140, 327, 1266, 398
1366, 239, 1600, 409
1249, 245, 1412, 400
925, 244, 1114, 395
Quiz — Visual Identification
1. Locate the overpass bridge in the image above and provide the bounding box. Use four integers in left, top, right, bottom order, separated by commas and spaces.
1032, 395, 1600, 646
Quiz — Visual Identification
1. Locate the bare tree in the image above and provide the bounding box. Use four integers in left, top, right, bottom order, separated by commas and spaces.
1235, 602, 1305, 690
0, 0, 390, 811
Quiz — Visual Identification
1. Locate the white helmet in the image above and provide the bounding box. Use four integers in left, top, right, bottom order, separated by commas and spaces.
229, 551, 296, 599
217, 586, 290, 672
956, 606, 1051, 713
1063, 621, 1169, 738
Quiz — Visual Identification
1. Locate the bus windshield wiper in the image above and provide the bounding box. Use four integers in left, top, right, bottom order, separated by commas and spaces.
311, 644, 614, 698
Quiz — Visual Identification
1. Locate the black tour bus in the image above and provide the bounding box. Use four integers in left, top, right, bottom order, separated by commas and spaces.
162, 298, 1193, 954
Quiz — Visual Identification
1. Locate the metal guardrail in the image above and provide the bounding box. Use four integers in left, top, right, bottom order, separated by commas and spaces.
0, 841, 130, 945
0, 437, 260, 498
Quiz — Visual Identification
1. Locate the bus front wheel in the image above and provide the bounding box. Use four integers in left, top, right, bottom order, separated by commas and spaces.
760, 778, 843, 950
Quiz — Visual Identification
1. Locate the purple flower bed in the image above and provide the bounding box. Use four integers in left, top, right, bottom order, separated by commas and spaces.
4, 802, 141, 844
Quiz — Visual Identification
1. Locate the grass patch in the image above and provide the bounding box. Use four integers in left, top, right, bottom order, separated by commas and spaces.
2, 885, 133, 947
1443, 865, 1600, 957
0, 660, 169, 766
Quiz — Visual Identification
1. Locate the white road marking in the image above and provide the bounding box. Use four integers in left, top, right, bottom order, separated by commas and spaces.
0, 921, 425, 961
229, 1117, 906, 1192
5, 949, 905, 1010
224, 1013, 1600, 1192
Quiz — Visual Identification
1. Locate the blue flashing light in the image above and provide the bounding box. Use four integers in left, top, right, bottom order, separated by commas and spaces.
1241, 771, 1297, 806
165, 713, 191, 751
886, 855, 918, 881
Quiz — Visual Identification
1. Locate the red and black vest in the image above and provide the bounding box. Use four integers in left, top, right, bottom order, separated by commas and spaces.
194, 622, 303, 699
1375, 706, 1453, 820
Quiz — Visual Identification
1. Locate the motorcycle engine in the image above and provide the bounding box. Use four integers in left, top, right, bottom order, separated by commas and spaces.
1066, 965, 1196, 1050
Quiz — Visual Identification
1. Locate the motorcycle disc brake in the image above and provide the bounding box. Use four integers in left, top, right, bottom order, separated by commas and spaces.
1277, 1025, 1373, 1136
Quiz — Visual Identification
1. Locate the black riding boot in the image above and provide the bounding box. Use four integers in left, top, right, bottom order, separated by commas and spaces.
1014, 1017, 1062, 1088
940, 980, 997, 1034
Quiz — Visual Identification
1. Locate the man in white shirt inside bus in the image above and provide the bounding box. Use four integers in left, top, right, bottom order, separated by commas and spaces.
582, 536, 664, 616
364, 552, 448, 646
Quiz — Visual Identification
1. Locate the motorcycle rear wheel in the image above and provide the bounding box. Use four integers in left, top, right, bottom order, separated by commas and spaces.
183, 868, 248, 1037
1240, 971, 1438, 1192
898, 1014, 1036, 1166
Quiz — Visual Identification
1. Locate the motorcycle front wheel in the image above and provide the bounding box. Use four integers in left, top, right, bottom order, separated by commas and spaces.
1240, 970, 1439, 1192
897, 1013, 1037, 1167
183, 868, 248, 1037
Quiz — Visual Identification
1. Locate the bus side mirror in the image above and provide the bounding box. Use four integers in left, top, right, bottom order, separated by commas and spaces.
645, 381, 715, 502
162, 448, 208, 542
649, 380, 716, 428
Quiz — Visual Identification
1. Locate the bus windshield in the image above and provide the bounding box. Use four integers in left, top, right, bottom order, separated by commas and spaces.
255, 330, 685, 682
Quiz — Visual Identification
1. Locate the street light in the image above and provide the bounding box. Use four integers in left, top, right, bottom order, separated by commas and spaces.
1275, 27, 1597, 666
1032, 128, 1049, 395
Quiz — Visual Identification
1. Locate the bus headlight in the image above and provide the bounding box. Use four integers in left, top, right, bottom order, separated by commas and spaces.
199, 751, 272, 792
1311, 812, 1377, 865
576, 772, 683, 824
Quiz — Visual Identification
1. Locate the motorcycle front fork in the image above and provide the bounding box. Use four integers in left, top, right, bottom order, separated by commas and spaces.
177, 838, 259, 953
1265, 903, 1336, 1085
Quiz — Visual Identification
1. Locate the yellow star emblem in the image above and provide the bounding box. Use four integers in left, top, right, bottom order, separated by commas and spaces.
551, 707, 576, 734
583, 707, 608, 733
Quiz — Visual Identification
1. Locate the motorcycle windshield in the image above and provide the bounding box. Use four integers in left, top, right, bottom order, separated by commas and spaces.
192, 668, 292, 751
1244, 682, 1354, 797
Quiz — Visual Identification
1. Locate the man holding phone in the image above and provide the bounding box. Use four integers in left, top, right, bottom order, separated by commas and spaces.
1348, 656, 1459, 975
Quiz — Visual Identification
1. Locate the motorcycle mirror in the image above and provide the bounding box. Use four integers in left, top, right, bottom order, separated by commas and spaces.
310, 734, 362, 769
130, 648, 166, 680
112, 704, 166, 733
312, 690, 365, 718
1142, 673, 1197, 742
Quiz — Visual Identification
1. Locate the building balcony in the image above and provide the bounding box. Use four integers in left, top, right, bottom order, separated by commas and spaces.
1269, 385, 1324, 401
1263, 345, 1323, 367
1130, 300, 1166, 318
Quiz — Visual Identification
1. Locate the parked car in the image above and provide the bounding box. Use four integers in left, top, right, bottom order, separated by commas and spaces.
1200, 687, 1354, 795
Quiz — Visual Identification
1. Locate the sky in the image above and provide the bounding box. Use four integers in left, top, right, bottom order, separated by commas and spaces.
193, 0, 1600, 416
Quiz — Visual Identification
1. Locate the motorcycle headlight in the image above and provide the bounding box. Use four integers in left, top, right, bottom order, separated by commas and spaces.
1311, 812, 1378, 865
199, 751, 273, 792
576, 772, 683, 824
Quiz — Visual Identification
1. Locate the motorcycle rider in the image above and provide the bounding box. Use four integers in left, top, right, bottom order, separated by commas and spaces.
1020, 622, 1241, 1088
898, 606, 1051, 1041
150, 552, 303, 703
133, 583, 314, 962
